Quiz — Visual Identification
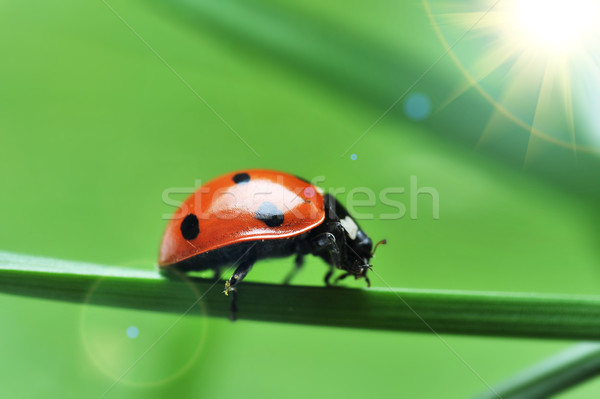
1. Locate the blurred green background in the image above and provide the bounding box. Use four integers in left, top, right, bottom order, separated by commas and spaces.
2, 0, 600, 397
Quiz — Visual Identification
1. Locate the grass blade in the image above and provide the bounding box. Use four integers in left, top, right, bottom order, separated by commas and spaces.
3, 251, 600, 339
474, 343, 600, 399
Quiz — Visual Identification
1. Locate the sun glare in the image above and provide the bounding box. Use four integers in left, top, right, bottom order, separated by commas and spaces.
512, 0, 599, 53
425, 0, 600, 158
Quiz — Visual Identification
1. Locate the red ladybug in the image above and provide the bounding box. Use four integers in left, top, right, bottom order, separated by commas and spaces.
158, 169, 384, 316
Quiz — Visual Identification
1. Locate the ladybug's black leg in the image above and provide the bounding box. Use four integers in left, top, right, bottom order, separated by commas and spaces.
311, 232, 343, 266
230, 290, 239, 320
334, 270, 371, 287
224, 260, 254, 320
283, 254, 304, 285
363, 272, 371, 288
323, 265, 335, 286
334, 272, 351, 284
224, 261, 254, 294
310, 231, 344, 286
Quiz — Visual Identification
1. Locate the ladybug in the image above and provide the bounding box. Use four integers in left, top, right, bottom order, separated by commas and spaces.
158, 169, 384, 317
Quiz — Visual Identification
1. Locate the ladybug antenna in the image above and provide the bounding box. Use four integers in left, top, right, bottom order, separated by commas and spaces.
371, 239, 387, 257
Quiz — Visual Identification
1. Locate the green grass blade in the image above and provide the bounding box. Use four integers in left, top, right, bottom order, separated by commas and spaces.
3, 251, 600, 339
474, 343, 600, 399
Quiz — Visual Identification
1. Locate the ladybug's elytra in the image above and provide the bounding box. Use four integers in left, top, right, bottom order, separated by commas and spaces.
158, 169, 384, 317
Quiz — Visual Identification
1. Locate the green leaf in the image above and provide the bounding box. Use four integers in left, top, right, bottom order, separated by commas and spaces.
3, 251, 600, 339
475, 343, 600, 399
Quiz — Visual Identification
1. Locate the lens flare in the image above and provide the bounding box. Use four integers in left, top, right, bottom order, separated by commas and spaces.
424, 0, 600, 159
512, 0, 599, 54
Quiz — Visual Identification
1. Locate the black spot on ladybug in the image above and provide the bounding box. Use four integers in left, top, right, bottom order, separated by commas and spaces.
255, 202, 284, 227
180, 214, 200, 240
233, 172, 250, 184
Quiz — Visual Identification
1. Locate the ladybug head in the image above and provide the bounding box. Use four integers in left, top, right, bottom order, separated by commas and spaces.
344, 236, 387, 286
325, 194, 385, 284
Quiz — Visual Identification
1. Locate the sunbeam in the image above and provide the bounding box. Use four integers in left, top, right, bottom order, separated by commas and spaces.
425, 0, 600, 159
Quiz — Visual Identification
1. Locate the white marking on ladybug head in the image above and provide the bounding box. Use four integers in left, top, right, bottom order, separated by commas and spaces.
315, 186, 324, 195
340, 216, 358, 240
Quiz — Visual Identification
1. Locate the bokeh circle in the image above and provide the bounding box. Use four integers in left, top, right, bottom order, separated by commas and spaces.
79, 272, 209, 387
